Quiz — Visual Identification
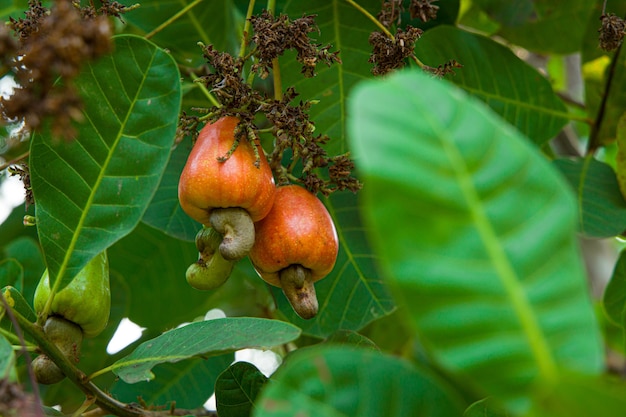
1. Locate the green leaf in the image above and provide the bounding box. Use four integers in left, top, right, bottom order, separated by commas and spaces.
123, 0, 243, 63
0, 258, 23, 290
273, 191, 396, 338
2, 237, 45, 308
0, 333, 14, 378
553, 157, 626, 238
142, 136, 200, 241
348, 70, 603, 413
603, 249, 626, 327
473, 0, 596, 54
2, 285, 37, 323
464, 397, 510, 417
254, 346, 465, 417
30, 35, 182, 292
215, 361, 268, 417
112, 318, 301, 383
324, 329, 379, 351
414, 26, 569, 145
111, 354, 233, 409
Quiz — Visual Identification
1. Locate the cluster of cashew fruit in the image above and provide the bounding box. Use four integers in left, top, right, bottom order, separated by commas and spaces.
178, 116, 338, 319
32, 251, 111, 384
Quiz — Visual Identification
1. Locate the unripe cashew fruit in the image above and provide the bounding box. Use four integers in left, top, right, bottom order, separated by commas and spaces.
186, 227, 236, 290
34, 251, 111, 338
178, 116, 276, 260
32, 316, 83, 384
249, 185, 339, 319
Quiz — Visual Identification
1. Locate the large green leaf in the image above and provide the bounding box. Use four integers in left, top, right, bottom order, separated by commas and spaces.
474, 0, 596, 54
553, 157, 626, 238
413, 26, 569, 145
0, 334, 14, 379
111, 317, 301, 383
272, 191, 395, 338
111, 354, 233, 409
142, 136, 200, 241
0, 258, 22, 290
348, 70, 603, 413
254, 346, 465, 417
603, 249, 626, 327
2, 236, 45, 304
30, 35, 182, 292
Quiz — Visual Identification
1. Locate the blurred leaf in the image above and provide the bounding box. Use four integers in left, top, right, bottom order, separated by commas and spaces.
215, 361, 268, 417
123, 0, 242, 64
255, 346, 465, 417
553, 157, 626, 238
348, 70, 603, 413
324, 329, 379, 351
473, 0, 595, 54
273, 191, 395, 338
2, 236, 45, 305
0, 258, 23, 290
0, 333, 14, 378
108, 222, 206, 331
414, 26, 569, 145
280, 0, 379, 150
603, 249, 626, 327
0, 0, 30, 21
112, 318, 301, 383
111, 354, 233, 409
464, 397, 510, 417
531, 374, 626, 417
30, 35, 181, 293
142, 136, 200, 242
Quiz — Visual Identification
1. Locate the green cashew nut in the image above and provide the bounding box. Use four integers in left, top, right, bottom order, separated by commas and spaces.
34, 251, 111, 338
32, 316, 83, 384
186, 227, 236, 290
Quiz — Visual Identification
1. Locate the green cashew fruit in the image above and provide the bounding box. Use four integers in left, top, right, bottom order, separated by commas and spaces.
186, 227, 235, 290
34, 251, 111, 338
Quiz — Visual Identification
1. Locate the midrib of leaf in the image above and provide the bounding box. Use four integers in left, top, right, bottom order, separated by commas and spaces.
432, 110, 559, 384
46, 48, 157, 305
462, 85, 571, 120
332, 0, 346, 153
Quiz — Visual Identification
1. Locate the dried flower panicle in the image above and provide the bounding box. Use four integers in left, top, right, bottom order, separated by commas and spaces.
249, 10, 341, 78
409, 0, 439, 23
2, 0, 113, 138
378, 0, 404, 28
7, 164, 34, 209
599, 13, 626, 51
368, 26, 423, 75
424, 59, 463, 77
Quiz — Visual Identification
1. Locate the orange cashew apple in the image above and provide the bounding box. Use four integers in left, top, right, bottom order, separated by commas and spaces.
178, 116, 276, 260
249, 185, 338, 319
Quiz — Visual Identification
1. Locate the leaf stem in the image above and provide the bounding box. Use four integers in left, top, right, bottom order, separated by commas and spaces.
145, 0, 205, 40
0, 150, 30, 172
344, 0, 394, 39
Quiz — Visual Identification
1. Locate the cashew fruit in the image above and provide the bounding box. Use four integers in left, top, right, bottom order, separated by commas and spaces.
32, 316, 83, 384
178, 116, 276, 260
34, 251, 110, 338
249, 185, 339, 319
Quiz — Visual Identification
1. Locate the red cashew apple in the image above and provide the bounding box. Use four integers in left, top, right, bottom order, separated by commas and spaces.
178, 116, 276, 260
249, 185, 339, 319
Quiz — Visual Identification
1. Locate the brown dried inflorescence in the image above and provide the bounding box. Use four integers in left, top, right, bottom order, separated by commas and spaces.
8, 164, 34, 209
599, 13, 625, 51
409, 0, 439, 23
249, 10, 341, 78
378, 0, 404, 28
2, 0, 114, 138
424, 59, 463, 77
0, 379, 40, 417
368, 26, 423, 75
